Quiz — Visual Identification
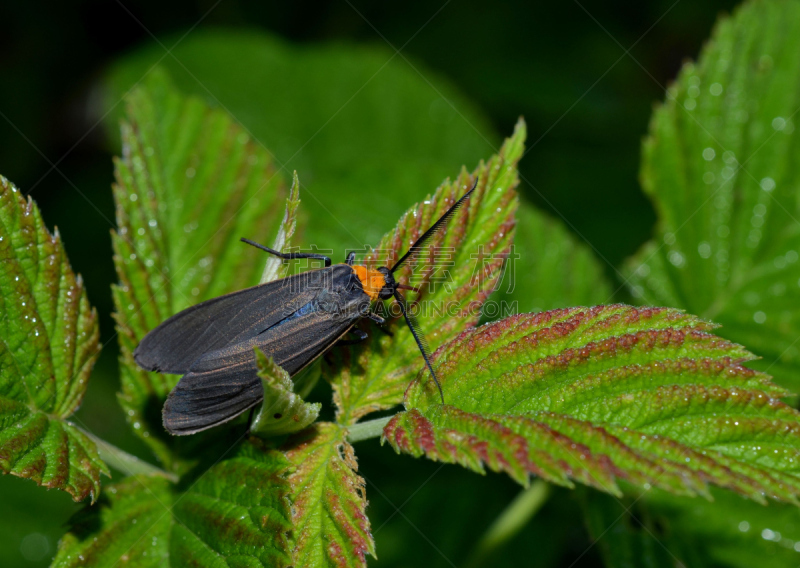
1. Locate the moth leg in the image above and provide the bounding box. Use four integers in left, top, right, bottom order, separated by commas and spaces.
345, 251, 356, 265
367, 312, 394, 337
336, 328, 369, 346
366, 312, 386, 325
240, 238, 332, 267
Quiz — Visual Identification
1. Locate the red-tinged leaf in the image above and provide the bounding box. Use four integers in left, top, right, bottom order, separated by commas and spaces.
383, 305, 800, 504
111, 71, 289, 471
0, 176, 107, 502
325, 119, 524, 424
52, 441, 293, 567
284, 423, 375, 568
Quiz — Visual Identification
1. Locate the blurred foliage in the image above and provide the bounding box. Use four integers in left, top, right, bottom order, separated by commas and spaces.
581, 489, 680, 568
102, 30, 496, 259
0, 478, 78, 568
4, 0, 800, 567
584, 484, 800, 568
649, 487, 800, 568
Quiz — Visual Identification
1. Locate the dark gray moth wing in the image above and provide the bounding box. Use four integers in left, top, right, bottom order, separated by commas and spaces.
134, 268, 335, 374
161, 265, 371, 435
161, 356, 262, 436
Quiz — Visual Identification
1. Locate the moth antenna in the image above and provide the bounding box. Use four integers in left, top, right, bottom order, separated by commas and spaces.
394, 291, 444, 403
390, 178, 479, 273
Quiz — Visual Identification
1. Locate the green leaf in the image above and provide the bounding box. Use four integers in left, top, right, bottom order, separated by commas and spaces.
0, 176, 107, 502
111, 71, 288, 470
383, 305, 800, 504
260, 170, 301, 285
250, 348, 321, 437
324, 119, 523, 424
283, 423, 375, 568
625, 0, 800, 390
52, 441, 293, 567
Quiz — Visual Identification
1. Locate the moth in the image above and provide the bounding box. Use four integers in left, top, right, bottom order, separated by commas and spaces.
135, 182, 476, 435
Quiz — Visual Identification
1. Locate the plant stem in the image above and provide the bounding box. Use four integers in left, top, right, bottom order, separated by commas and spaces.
465, 480, 551, 568
346, 416, 393, 443
83, 430, 178, 483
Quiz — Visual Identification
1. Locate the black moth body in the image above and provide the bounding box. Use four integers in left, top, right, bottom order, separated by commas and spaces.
134, 181, 477, 435
134, 267, 371, 434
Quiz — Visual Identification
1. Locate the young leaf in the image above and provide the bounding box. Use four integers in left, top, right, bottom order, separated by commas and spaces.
111, 71, 288, 469
260, 170, 301, 285
250, 348, 321, 437
625, 0, 800, 391
383, 305, 800, 504
325, 119, 523, 424
52, 441, 293, 567
0, 176, 107, 502
283, 423, 375, 568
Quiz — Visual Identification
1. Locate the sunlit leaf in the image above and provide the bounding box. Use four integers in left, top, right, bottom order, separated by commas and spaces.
383, 305, 800, 503
111, 71, 288, 470
625, 0, 800, 391
52, 441, 293, 567
260, 170, 301, 285
324, 119, 523, 424
283, 423, 374, 567
250, 348, 321, 437
0, 176, 106, 502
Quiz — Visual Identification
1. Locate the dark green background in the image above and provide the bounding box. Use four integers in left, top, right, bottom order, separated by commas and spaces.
0, 1, 738, 566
